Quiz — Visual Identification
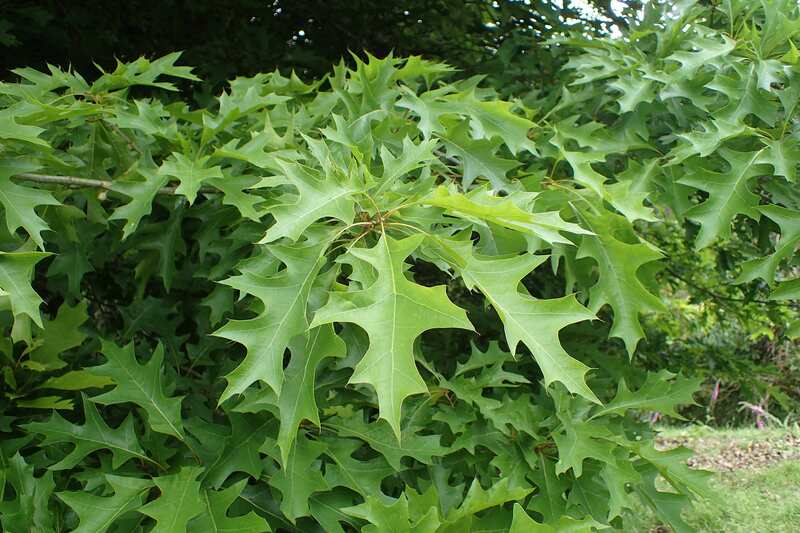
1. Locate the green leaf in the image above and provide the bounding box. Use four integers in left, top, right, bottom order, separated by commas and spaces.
325, 414, 449, 470
322, 438, 394, 500
29, 300, 88, 370
41, 370, 113, 391
343, 492, 440, 533
377, 136, 439, 192
441, 478, 532, 531
0, 453, 56, 533
311, 234, 473, 438
201, 414, 270, 488
191, 479, 271, 533
679, 148, 771, 249
23, 394, 153, 470
269, 433, 329, 522
460, 252, 599, 402
0, 109, 48, 146
450, 90, 536, 155
0, 159, 60, 248
577, 210, 666, 355
592, 370, 701, 419
736, 205, 800, 285
758, 137, 800, 182
109, 164, 171, 239
158, 153, 222, 204
510, 504, 600, 532
439, 119, 520, 190
0, 250, 50, 330
259, 159, 358, 243
138, 466, 204, 533
277, 325, 346, 465
57, 474, 153, 533
422, 186, 590, 246
214, 239, 327, 401
90, 341, 185, 440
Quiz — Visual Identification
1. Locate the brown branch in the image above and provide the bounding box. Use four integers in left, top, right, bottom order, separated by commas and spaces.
14, 172, 218, 195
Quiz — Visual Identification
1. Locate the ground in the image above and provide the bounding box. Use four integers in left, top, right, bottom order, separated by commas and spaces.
624, 426, 800, 532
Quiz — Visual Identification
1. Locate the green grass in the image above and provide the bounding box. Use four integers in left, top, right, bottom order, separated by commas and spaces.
624, 427, 800, 533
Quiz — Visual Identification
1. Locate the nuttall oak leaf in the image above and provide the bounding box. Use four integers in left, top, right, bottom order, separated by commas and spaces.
438, 119, 520, 190
206, 173, 264, 221
576, 209, 666, 355
137, 466, 204, 533
0, 109, 48, 146
636, 444, 714, 501
601, 454, 641, 520
90, 341, 185, 440
29, 300, 88, 370
108, 163, 171, 239
679, 148, 771, 249
528, 453, 569, 522
634, 463, 694, 533
214, 238, 327, 400
608, 74, 656, 114
376, 136, 439, 193
0, 250, 50, 330
269, 433, 329, 522
322, 437, 395, 501
342, 493, 441, 533
449, 89, 537, 155
0, 159, 60, 249
213, 131, 301, 172
201, 413, 271, 488
591, 370, 701, 420
324, 414, 449, 470
666, 33, 735, 77
22, 394, 154, 470
57, 474, 153, 533
277, 324, 346, 465
396, 85, 453, 139
190, 479, 271, 533
510, 504, 601, 533
553, 417, 617, 477
439, 478, 533, 532
259, 158, 358, 243
736, 205, 800, 285
91, 51, 200, 93
759, 137, 800, 182
311, 234, 473, 438
422, 185, 590, 246
0, 453, 56, 533
460, 251, 599, 402
158, 153, 222, 204
770, 278, 800, 300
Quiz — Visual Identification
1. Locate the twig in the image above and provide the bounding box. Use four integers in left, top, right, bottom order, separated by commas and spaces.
15, 172, 218, 195
664, 266, 797, 308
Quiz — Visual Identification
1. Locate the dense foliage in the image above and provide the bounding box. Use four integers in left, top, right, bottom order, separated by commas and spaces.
0, 1, 798, 532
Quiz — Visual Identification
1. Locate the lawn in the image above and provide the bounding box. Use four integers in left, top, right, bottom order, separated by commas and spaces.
624, 426, 800, 532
